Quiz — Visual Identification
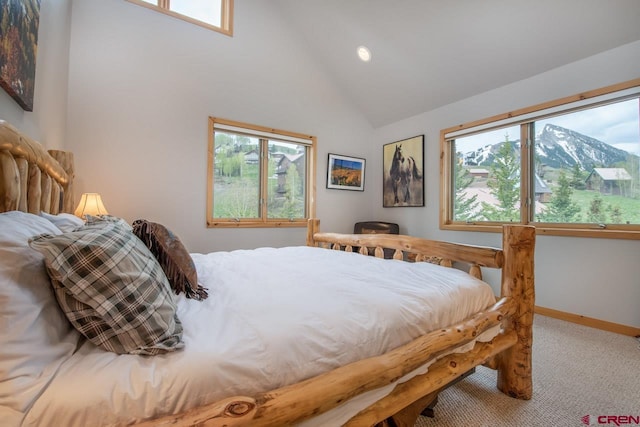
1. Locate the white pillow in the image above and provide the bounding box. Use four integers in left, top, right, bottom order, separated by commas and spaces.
40, 211, 85, 232
0, 211, 80, 419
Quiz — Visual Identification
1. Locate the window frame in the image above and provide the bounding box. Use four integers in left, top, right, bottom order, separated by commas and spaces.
440, 78, 640, 240
126, 0, 234, 36
207, 117, 316, 228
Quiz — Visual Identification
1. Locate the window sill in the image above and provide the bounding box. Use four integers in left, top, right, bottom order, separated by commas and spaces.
440, 222, 640, 240
207, 220, 308, 228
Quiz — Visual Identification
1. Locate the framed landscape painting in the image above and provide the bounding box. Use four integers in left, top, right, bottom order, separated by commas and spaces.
383, 135, 424, 207
0, 0, 41, 111
327, 153, 366, 191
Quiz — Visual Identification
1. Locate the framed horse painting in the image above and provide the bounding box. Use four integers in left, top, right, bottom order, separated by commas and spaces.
383, 135, 424, 207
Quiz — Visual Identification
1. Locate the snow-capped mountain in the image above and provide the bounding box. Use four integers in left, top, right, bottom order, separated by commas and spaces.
463, 140, 521, 166
463, 124, 635, 170
535, 124, 633, 169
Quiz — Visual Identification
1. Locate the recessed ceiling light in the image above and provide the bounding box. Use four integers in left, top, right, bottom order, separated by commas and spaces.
357, 45, 371, 62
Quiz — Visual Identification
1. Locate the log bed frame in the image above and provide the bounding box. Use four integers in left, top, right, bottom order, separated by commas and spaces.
0, 120, 535, 427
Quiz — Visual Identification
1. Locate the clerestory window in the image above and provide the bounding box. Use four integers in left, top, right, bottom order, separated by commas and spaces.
207, 117, 316, 228
127, 0, 233, 36
441, 79, 640, 239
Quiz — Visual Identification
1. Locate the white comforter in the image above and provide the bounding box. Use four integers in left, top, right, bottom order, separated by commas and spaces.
22, 246, 497, 427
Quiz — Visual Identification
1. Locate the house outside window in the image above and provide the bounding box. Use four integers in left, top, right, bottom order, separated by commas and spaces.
441, 79, 640, 239
127, 0, 233, 36
207, 117, 316, 228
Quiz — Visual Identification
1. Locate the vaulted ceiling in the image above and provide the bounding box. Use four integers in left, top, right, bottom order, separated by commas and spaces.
274, 0, 640, 128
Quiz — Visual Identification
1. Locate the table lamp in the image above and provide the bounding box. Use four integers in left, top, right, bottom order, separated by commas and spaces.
74, 193, 109, 219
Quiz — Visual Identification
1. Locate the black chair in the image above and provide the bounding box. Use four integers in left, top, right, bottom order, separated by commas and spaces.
353, 221, 399, 259
354, 221, 399, 235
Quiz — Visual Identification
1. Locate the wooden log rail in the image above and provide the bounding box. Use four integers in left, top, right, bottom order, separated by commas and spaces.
0, 121, 75, 214
309, 231, 504, 266
307, 218, 504, 280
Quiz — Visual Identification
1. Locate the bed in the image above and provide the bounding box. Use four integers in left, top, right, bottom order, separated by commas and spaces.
0, 120, 535, 427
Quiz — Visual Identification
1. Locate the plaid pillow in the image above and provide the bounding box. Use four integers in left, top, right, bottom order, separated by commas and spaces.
132, 219, 207, 300
29, 217, 184, 355
85, 214, 133, 230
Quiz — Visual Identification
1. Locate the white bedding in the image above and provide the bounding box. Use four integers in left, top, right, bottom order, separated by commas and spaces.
21, 246, 497, 427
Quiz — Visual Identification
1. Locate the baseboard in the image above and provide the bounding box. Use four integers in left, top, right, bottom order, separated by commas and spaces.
535, 306, 640, 337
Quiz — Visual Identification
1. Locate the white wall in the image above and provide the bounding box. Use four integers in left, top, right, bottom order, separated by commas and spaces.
369, 41, 640, 328
0, 0, 71, 148
65, 0, 373, 253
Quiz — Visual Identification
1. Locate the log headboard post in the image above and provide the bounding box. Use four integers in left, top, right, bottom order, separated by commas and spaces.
0, 150, 20, 212
497, 224, 535, 400
48, 150, 75, 213
0, 121, 75, 214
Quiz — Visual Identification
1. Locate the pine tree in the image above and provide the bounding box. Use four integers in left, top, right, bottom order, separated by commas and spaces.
481, 136, 520, 221
608, 204, 623, 223
281, 163, 303, 219
587, 194, 607, 223
570, 163, 586, 190
538, 171, 581, 222
453, 162, 480, 221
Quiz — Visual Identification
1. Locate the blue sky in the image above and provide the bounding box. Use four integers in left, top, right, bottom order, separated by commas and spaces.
333, 158, 363, 171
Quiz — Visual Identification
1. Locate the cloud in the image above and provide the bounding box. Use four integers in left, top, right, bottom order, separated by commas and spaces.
537, 98, 639, 146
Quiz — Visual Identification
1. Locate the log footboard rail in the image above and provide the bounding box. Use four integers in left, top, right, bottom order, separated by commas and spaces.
143, 219, 535, 427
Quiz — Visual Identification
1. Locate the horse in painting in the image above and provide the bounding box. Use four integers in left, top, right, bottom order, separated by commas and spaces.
389, 144, 422, 205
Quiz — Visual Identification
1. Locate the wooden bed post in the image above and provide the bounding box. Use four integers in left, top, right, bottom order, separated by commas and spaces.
306, 218, 320, 247
48, 150, 75, 213
497, 224, 535, 400
0, 151, 20, 212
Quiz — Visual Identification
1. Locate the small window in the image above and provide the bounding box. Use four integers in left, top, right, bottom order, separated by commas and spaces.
127, 0, 233, 36
207, 118, 316, 228
441, 79, 640, 239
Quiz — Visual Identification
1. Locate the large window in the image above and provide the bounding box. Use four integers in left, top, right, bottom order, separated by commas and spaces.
441, 79, 640, 239
127, 0, 233, 36
207, 118, 316, 228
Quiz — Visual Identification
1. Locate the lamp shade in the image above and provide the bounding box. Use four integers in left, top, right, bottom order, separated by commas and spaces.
74, 193, 109, 218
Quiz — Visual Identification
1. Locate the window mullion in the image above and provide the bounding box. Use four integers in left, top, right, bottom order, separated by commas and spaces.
444, 139, 455, 225
306, 140, 317, 219
259, 139, 268, 222
521, 123, 533, 224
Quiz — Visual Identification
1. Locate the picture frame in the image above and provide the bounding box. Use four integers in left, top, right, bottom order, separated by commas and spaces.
0, 0, 41, 111
326, 153, 366, 191
383, 135, 424, 207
